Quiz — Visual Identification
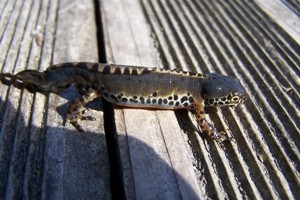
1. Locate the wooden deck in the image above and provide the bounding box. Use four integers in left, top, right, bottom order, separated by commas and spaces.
0, 0, 299, 199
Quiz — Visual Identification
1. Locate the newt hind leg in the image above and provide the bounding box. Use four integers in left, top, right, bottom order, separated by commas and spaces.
193, 99, 231, 143
67, 86, 100, 132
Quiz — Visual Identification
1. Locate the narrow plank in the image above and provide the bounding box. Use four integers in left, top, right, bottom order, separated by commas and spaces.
102, 0, 179, 198
101, 0, 202, 199
41, 0, 110, 199
0, 1, 44, 199
0, 0, 110, 199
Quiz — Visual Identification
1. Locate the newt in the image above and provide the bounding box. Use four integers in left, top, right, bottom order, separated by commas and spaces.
0, 62, 246, 142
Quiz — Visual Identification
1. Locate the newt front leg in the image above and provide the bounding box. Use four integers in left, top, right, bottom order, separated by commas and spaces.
67, 87, 100, 132
193, 99, 229, 142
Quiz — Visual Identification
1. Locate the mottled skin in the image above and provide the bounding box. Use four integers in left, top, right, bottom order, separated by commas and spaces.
0, 62, 246, 142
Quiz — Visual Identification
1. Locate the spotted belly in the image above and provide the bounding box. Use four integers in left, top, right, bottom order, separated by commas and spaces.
101, 90, 195, 109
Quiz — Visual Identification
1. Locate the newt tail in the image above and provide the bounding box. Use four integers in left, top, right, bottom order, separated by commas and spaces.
0, 62, 247, 142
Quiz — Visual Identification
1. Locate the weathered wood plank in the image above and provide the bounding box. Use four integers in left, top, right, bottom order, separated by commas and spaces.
0, 1, 47, 199
0, 0, 110, 199
136, 0, 300, 199
42, 0, 110, 199
101, 0, 202, 199
1, 0, 299, 199
255, 0, 300, 44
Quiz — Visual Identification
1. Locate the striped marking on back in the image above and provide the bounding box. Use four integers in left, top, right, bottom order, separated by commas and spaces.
47, 62, 207, 78
152, 68, 207, 78
76, 63, 154, 75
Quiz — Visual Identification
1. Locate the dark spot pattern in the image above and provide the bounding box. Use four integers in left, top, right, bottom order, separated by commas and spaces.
92, 63, 99, 71
102, 65, 111, 74
141, 68, 149, 74
99, 90, 195, 110
131, 69, 138, 75
124, 68, 130, 75
114, 67, 122, 74
129, 98, 139, 103
180, 96, 188, 103
110, 94, 118, 101
204, 93, 244, 107
72, 107, 79, 112
103, 91, 109, 97
183, 102, 189, 107
140, 97, 145, 103
158, 99, 163, 104
199, 118, 204, 123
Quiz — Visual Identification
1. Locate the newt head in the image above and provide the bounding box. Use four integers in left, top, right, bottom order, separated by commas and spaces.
201, 73, 247, 107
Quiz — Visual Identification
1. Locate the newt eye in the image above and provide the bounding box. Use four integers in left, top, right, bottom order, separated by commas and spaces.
227, 92, 246, 106
231, 95, 240, 103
